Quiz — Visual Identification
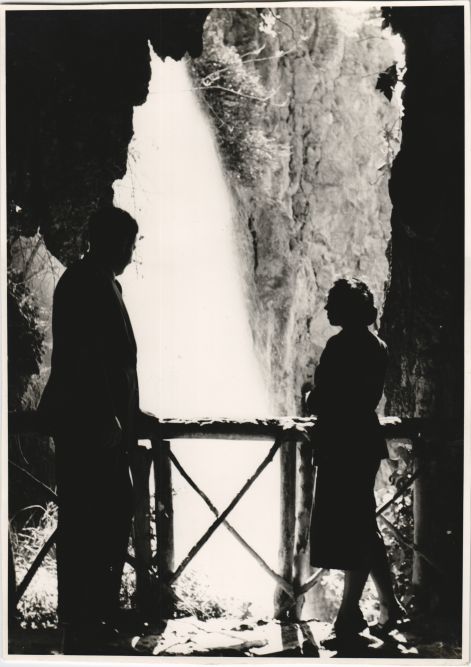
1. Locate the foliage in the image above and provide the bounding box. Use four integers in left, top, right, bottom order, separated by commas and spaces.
378, 440, 415, 609
11, 502, 58, 630
8, 233, 62, 410
7, 268, 45, 409
120, 561, 137, 609
8, 235, 62, 528
189, 13, 287, 186
175, 571, 253, 621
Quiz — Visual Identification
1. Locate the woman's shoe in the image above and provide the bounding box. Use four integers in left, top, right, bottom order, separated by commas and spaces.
368, 615, 411, 638
321, 608, 367, 649
334, 608, 368, 635
321, 628, 365, 651
321, 631, 355, 651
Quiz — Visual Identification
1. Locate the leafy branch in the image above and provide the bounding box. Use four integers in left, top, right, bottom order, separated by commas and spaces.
189, 12, 289, 185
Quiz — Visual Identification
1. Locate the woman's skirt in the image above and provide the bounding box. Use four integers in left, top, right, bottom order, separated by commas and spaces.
310, 455, 383, 570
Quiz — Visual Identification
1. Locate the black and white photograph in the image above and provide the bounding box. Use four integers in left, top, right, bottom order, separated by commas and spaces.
1, 1, 468, 661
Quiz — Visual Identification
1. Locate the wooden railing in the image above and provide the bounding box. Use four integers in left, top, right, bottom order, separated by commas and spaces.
8, 413, 459, 621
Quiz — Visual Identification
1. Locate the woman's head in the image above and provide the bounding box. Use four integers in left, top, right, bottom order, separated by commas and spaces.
325, 278, 377, 328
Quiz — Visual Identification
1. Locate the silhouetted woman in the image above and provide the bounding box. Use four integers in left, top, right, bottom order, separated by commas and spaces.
306, 279, 405, 643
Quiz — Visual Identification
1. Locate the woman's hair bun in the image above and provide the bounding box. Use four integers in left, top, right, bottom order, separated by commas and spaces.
328, 278, 377, 327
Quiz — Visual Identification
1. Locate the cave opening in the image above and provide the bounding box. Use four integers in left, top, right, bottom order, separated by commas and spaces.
4, 3, 465, 656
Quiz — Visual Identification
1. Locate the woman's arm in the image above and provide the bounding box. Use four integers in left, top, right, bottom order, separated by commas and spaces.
305, 338, 336, 415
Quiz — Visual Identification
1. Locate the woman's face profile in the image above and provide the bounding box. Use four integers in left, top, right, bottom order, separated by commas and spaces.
325, 297, 341, 326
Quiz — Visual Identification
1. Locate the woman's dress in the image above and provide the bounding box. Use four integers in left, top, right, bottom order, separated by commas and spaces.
307, 327, 388, 570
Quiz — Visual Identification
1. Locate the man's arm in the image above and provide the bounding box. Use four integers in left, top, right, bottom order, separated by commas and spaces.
135, 410, 160, 439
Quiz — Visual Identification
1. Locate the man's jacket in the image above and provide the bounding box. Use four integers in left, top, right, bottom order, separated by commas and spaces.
39, 253, 140, 450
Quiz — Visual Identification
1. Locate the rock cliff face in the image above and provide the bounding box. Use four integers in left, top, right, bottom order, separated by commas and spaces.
192, 8, 403, 413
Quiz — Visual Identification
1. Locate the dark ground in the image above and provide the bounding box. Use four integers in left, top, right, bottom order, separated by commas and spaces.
9, 614, 462, 659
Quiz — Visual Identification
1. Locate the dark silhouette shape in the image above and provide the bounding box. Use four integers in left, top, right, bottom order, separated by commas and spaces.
38, 207, 158, 652
298, 620, 320, 656
306, 279, 405, 643
376, 64, 398, 101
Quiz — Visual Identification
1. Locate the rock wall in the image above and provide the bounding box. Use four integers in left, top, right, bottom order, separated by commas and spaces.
380, 6, 464, 423
6, 9, 208, 265
380, 6, 464, 620
193, 8, 403, 413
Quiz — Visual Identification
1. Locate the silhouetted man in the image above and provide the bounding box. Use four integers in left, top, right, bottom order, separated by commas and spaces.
39, 207, 157, 651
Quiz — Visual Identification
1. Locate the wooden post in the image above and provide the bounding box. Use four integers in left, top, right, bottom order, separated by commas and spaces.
292, 439, 315, 619
152, 439, 175, 615
411, 434, 461, 618
412, 438, 434, 613
130, 447, 153, 616
274, 438, 296, 620
8, 532, 17, 621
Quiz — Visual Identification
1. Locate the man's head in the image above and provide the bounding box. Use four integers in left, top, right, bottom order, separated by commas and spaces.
88, 207, 138, 276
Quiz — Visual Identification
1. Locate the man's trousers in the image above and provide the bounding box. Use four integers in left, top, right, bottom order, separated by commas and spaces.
55, 437, 133, 626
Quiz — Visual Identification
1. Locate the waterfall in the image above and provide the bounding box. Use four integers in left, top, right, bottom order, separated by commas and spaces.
113, 50, 278, 615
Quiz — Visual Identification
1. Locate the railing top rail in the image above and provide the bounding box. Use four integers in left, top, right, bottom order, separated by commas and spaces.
8, 411, 462, 441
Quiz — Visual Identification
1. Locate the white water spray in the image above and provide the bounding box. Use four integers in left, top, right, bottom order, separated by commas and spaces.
113, 51, 279, 614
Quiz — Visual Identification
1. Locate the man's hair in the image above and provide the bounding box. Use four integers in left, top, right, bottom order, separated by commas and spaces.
88, 207, 138, 251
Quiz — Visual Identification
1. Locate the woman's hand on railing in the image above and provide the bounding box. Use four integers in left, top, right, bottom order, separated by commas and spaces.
280, 417, 314, 444
301, 382, 313, 416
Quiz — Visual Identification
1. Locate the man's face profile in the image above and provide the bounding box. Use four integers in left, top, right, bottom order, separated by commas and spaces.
112, 234, 136, 276
88, 207, 138, 276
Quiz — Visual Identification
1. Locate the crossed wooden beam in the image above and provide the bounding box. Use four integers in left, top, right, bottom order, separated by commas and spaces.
9, 414, 453, 617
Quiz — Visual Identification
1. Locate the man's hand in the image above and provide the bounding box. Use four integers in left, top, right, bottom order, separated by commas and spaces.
136, 410, 160, 439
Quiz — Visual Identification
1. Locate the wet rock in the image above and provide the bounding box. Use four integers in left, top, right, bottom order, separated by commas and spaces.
194, 8, 403, 413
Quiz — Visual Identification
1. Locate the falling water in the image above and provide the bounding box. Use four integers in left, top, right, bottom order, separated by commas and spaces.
113, 50, 279, 615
